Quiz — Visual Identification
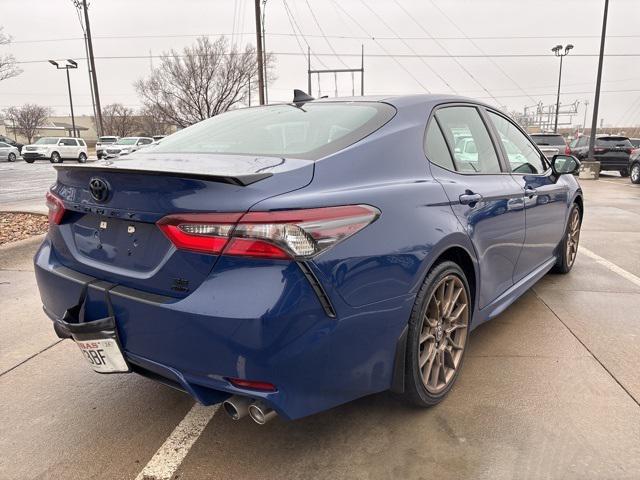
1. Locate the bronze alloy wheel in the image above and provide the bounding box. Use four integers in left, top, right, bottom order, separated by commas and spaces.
565, 207, 581, 268
418, 274, 469, 394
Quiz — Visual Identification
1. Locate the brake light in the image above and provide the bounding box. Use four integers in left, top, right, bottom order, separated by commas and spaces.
594, 147, 606, 153
45, 192, 66, 225
565, 145, 571, 154
157, 205, 380, 259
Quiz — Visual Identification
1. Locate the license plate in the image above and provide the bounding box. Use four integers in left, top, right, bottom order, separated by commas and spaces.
75, 338, 128, 373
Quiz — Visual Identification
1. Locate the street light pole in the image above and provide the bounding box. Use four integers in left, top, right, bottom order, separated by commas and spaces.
49, 59, 78, 137
551, 43, 573, 133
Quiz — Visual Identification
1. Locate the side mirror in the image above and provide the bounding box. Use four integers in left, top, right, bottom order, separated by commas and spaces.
551, 154, 580, 175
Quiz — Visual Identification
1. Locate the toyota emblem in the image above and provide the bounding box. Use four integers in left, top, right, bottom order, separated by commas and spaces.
89, 178, 110, 203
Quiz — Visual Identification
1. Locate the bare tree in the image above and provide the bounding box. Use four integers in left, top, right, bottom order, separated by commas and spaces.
0, 27, 22, 82
4, 104, 51, 143
135, 36, 270, 128
101, 103, 139, 137
138, 105, 172, 136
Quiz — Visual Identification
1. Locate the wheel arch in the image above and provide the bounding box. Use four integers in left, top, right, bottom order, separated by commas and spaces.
391, 239, 478, 394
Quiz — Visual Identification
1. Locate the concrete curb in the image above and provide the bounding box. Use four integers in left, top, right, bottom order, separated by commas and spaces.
0, 233, 46, 254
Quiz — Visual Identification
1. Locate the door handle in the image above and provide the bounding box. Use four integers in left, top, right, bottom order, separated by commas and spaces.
524, 186, 537, 198
459, 191, 483, 206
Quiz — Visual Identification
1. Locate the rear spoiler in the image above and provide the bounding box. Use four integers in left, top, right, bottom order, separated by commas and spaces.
54, 164, 272, 186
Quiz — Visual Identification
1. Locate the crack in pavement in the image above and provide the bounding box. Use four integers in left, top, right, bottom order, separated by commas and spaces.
0, 340, 63, 378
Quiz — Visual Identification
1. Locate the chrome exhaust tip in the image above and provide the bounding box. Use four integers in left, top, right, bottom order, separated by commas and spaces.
222, 395, 254, 421
248, 401, 277, 425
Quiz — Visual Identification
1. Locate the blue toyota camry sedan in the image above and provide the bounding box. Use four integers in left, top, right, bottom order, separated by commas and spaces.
35, 94, 582, 423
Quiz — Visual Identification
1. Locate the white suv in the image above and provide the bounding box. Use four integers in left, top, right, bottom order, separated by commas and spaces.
104, 137, 154, 158
22, 137, 88, 164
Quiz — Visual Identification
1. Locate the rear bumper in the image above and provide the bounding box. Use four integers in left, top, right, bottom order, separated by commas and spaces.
34, 237, 411, 419
594, 155, 630, 170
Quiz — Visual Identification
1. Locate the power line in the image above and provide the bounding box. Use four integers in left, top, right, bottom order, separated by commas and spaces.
428, 0, 537, 105
329, 0, 431, 93
11, 32, 640, 44
359, 0, 457, 94
304, 0, 350, 68
282, 0, 329, 69
15, 52, 640, 65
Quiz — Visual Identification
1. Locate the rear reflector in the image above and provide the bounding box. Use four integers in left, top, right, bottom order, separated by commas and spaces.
45, 192, 66, 225
157, 205, 380, 259
227, 378, 277, 392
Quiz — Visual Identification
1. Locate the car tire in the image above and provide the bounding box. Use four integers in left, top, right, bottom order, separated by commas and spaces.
8, 153, 16, 162
552, 203, 581, 274
404, 260, 471, 407
631, 163, 640, 184
620, 168, 630, 177
50, 152, 62, 163
24, 158, 35, 164
78, 153, 87, 163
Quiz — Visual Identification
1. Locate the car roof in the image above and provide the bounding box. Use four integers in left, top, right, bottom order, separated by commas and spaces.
311, 93, 497, 110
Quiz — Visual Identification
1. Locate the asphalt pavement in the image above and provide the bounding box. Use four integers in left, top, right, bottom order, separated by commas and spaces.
1, 168, 639, 480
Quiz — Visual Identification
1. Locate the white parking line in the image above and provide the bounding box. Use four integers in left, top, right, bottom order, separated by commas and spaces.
579, 246, 640, 288
135, 403, 219, 480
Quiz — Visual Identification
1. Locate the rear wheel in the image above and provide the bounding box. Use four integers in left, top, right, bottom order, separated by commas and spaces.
8, 153, 16, 162
552, 203, 581, 274
405, 261, 471, 407
631, 163, 640, 184
620, 168, 630, 177
78, 152, 87, 163
50, 152, 62, 163
24, 158, 35, 164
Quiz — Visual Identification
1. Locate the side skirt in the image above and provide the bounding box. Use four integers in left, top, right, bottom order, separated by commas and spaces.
472, 257, 557, 329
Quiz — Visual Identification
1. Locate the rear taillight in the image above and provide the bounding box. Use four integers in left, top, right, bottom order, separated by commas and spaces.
157, 205, 380, 259
565, 145, 571, 154
45, 192, 66, 225
594, 147, 606, 153
227, 378, 277, 392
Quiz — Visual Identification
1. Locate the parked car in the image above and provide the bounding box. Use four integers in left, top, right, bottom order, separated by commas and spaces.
0, 141, 20, 162
569, 135, 634, 176
530, 132, 569, 159
630, 150, 640, 184
96, 136, 119, 159
35, 94, 583, 423
22, 137, 88, 163
103, 137, 154, 158
0, 135, 24, 153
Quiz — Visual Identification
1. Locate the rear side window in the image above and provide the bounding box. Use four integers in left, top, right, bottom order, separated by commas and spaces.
60, 138, 78, 146
147, 102, 396, 160
424, 121, 455, 171
435, 106, 502, 174
78, 139, 86, 146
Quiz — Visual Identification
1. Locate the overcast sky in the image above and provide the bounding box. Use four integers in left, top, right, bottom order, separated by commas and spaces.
1, 0, 639, 128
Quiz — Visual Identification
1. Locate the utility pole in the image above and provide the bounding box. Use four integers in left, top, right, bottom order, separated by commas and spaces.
254, 0, 265, 105
551, 43, 573, 133
582, 100, 590, 134
588, 0, 609, 159
82, 0, 104, 136
261, 0, 268, 104
83, 33, 98, 131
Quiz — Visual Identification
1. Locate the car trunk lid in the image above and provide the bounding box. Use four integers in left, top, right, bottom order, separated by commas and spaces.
49, 153, 314, 298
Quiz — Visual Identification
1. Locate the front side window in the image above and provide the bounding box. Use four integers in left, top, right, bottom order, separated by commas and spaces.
60, 139, 78, 146
487, 111, 547, 174
146, 102, 396, 160
0, 142, 8, 148
434, 106, 502, 174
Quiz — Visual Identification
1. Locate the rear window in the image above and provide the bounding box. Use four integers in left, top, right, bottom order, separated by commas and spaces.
596, 137, 632, 147
630, 139, 640, 148
146, 102, 396, 160
530, 134, 566, 146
